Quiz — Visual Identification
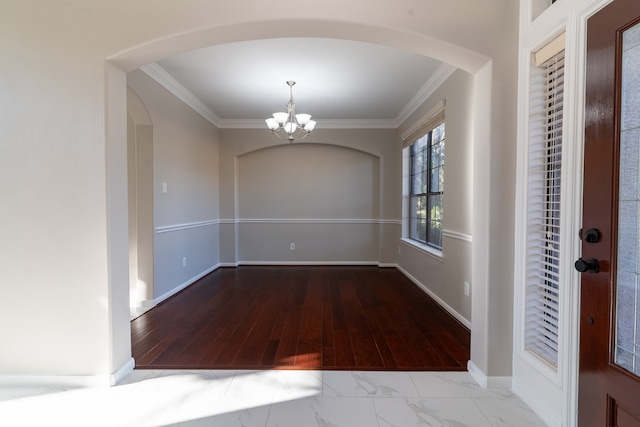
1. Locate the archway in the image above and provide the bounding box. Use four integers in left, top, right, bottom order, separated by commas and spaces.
106, 18, 499, 384
127, 88, 154, 319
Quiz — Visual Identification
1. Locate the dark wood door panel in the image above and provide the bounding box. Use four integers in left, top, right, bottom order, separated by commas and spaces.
580, 0, 640, 425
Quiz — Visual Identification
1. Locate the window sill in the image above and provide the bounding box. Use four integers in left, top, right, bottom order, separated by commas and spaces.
400, 238, 444, 262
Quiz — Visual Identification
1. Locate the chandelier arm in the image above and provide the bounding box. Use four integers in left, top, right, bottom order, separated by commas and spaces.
269, 130, 293, 141
270, 125, 312, 142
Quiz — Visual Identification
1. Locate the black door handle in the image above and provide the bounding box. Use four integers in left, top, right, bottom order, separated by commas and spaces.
574, 258, 599, 273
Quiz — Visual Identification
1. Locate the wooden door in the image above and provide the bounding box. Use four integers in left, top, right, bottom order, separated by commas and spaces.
579, 0, 640, 425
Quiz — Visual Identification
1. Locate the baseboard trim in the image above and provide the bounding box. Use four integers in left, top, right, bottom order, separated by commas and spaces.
219, 262, 239, 267
467, 360, 512, 390
0, 358, 135, 388
237, 261, 381, 266
112, 357, 135, 386
512, 378, 562, 427
217, 261, 398, 268
377, 263, 397, 268
395, 265, 471, 330
152, 264, 220, 306
131, 264, 222, 314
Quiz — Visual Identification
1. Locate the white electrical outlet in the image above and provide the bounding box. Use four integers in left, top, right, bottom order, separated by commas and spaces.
182, 257, 187, 267
290, 243, 295, 251
464, 281, 470, 297
162, 182, 168, 193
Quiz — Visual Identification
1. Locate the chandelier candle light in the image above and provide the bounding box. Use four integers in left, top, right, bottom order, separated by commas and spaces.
265, 81, 317, 142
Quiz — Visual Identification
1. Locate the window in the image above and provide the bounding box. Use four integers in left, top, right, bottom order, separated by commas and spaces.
524, 35, 565, 366
407, 119, 445, 249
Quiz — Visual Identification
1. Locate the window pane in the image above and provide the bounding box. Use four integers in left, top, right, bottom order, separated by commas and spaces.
430, 166, 442, 192
414, 135, 428, 152
411, 151, 422, 175
615, 22, 640, 376
430, 142, 439, 168
407, 120, 445, 249
410, 195, 426, 242
431, 144, 444, 167
432, 122, 445, 145
411, 171, 422, 194
421, 170, 428, 194
428, 194, 443, 247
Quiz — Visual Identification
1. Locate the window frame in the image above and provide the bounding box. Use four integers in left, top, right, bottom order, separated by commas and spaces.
408, 122, 445, 250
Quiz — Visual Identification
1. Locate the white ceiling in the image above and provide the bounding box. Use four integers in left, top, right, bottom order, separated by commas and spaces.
143, 37, 455, 129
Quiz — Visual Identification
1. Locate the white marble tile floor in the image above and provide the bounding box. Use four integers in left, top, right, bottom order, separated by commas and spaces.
0, 370, 547, 426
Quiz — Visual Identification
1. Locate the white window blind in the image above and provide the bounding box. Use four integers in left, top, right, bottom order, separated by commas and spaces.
524, 43, 565, 366
402, 99, 446, 148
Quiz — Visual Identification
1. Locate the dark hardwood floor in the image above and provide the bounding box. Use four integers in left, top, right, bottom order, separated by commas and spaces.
131, 266, 470, 371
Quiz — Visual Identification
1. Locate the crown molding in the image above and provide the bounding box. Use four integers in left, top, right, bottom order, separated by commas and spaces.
217, 118, 399, 129
139, 63, 221, 127
139, 62, 456, 130
395, 63, 457, 126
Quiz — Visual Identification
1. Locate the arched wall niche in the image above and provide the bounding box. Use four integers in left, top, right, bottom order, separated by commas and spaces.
236, 140, 382, 161
237, 142, 380, 220
127, 87, 152, 125
215, 126, 397, 267
235, 142, 381, 263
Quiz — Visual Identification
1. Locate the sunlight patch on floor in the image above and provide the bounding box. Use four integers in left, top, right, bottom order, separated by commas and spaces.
0, 370, 547, 426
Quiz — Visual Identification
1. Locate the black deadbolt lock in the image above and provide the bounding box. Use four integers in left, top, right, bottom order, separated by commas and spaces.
579, 228, 601, 243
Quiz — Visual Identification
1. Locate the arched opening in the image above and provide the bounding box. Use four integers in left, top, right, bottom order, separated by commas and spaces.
127, 88, 154, 318
106, 19, 496, 380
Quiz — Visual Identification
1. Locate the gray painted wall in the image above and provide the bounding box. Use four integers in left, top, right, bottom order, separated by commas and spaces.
127, 70, 221, 301
397, 69, 474, 324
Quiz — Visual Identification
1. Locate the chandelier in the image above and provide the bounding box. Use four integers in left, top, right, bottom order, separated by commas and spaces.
265, 81, 316, 142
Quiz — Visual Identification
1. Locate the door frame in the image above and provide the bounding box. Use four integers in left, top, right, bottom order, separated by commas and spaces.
571, 1, 627, 425
572, 1, 636, 425
579, 0, 640, 424
514, 1, 623, 426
